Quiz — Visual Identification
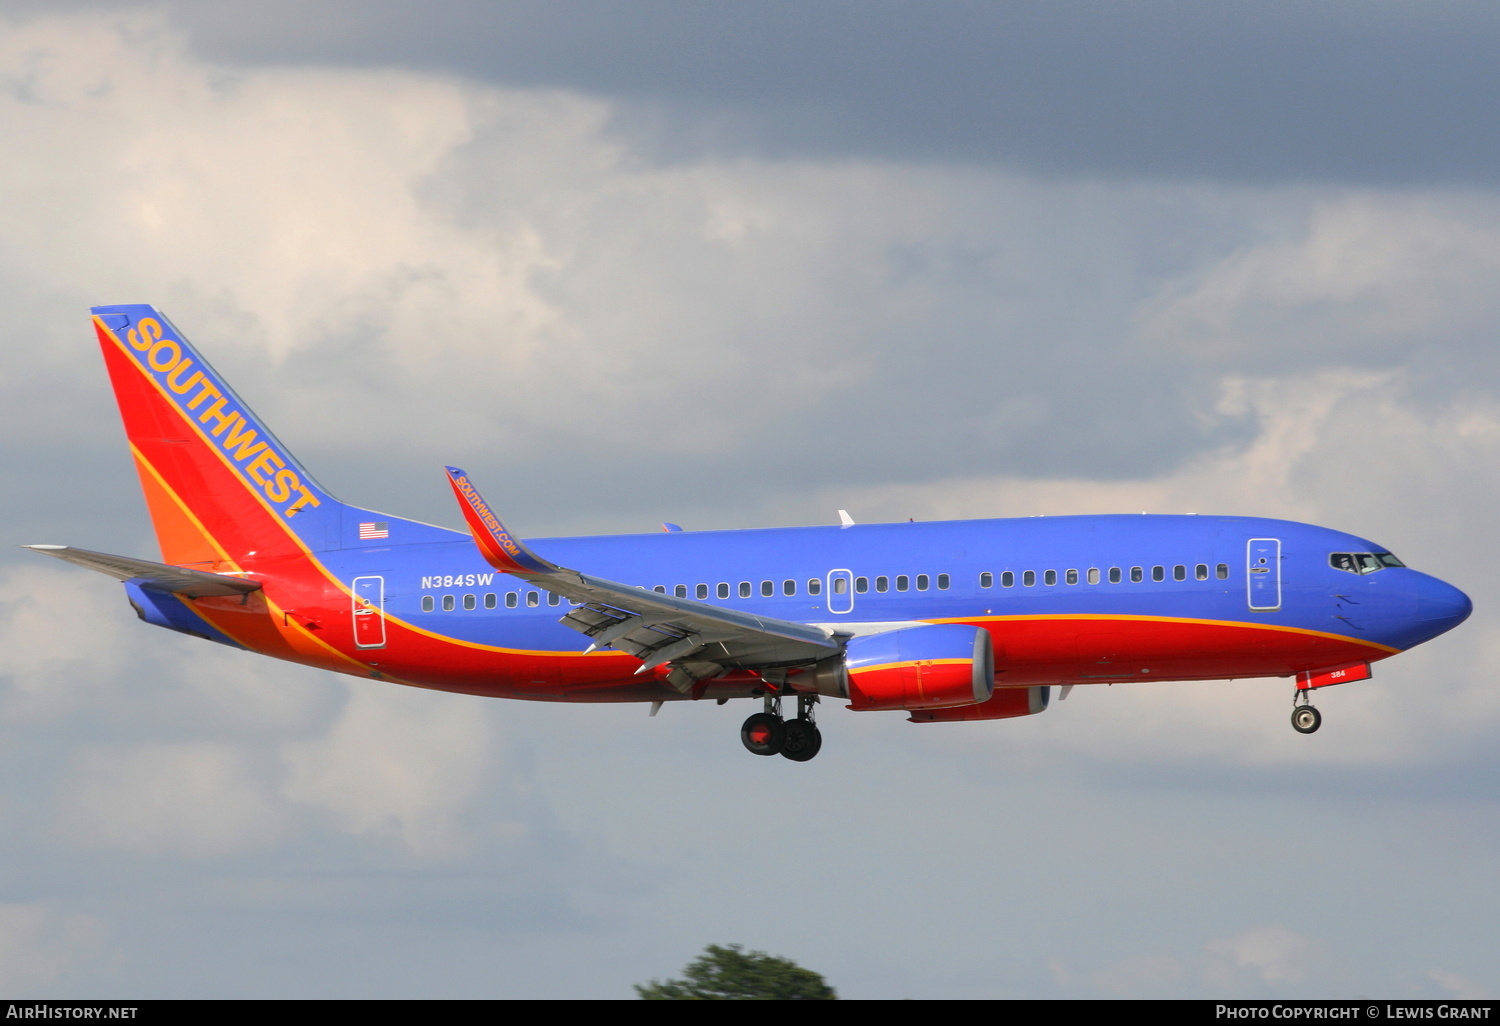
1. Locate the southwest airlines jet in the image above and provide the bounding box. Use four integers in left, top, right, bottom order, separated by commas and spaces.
26, 306, 1473, 762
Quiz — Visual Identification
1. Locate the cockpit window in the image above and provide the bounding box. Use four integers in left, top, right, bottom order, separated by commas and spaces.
1330, 551, 1405, 574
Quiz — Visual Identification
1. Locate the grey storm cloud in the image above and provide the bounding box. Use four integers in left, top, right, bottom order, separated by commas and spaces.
50, 0, 1500, 187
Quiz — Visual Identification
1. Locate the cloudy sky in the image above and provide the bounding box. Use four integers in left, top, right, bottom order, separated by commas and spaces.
1, 0, 1497, 998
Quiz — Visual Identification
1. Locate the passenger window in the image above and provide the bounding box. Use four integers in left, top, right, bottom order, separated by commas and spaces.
527, 592, 540, 607
717, 583, 730, 599
675, 585, 688, 598
422, 596, 434, 612
1001, 571, 1015, 588
1023, 570, 1036, 587
832, 578, 847, 595
549, 592, 560, 606
875, 576, 889, 593
1109, 567, 1122, 584
916, 574, 929, 591
1171, 565, 1184, 581
739, 581, 751, 598
761, 581, 773, 597
896, 575, 909, 591
937, 574, 950, 590
1152, 566, 1165, 582
485, 593, 497, 609
855, 577, 869, 593
980, 572, 993, 588
463, 594, 476, 610
784, 579, 797, 596
506, 592, 518, 608
653, 585, 666, 594
1217, 563, 1229, 579
1066, 569, 1078, 585
1196, 564, 1209, 580
1130, 566, 1143, 583
696, 584, 709, 599
1043, 570, 1056, 586
808, 579, 822, 596
1088, 568, 1100, 584
442, 595, 455, 611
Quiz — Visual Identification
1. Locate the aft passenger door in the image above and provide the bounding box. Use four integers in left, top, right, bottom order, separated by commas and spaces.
1246, 539, 1281, 611
352, 575, 387, 648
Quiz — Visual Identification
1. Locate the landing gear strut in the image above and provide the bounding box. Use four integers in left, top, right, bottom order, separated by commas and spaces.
740, 692, 823, 761
1291, 692, 1322, 734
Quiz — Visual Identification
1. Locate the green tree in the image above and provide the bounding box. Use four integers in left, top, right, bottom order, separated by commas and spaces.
635, 943, 837, 1000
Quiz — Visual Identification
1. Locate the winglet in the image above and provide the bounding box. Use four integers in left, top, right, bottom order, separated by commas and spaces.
443, 467, 557, 575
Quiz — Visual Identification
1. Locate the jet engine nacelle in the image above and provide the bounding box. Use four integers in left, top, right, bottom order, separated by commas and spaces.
907, 685, 1050, 722
803, 623, 995, 712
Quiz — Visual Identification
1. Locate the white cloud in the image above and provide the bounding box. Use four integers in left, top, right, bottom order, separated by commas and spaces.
0, 565, 136, 723
57, 740, 285, 856
0, 11, 891, 460
1424, 968, 1489, 1000
1204, 925, 1322, 987
279, 682, 494, 857
1089, 952, 1185, 997
0, 903, 103, 993
1141, 192, 1500, 362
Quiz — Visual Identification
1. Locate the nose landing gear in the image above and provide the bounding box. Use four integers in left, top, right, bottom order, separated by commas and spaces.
1291, 693, 1322, 734
740, 692, 823, 761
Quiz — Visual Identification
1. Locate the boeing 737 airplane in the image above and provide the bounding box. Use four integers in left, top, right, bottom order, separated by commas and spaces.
25, 305, 1473, 761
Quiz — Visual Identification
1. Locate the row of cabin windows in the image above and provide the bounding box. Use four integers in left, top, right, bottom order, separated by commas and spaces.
978, 563, 1230, 588
422, 591, 563, 612
651, 573, 953, 600
421, 571, 958, 612
837, 573, 950, 595
655, 579, 823, 599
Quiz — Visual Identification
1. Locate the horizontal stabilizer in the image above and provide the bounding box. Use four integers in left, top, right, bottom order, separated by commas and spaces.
22, 545, 263, 598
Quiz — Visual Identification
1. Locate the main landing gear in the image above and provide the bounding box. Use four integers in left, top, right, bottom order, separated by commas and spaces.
741, 693, 823, 762
1291, 692, 1322, 734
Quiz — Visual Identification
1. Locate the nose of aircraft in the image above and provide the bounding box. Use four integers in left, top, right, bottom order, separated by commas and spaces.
1413, 573, 1473, 637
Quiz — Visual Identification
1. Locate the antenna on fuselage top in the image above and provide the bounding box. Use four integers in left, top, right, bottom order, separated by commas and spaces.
837, 510, 855, 527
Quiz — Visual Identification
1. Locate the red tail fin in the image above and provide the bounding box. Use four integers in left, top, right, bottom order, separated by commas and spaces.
93, 305, 341, 568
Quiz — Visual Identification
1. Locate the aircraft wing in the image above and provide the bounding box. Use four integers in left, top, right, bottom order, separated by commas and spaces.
444, 468, 843, 691
22, 545, 263, 598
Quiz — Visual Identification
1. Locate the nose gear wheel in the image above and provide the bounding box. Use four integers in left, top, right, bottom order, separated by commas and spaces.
1291, 690, 1321, 734
1291, 704, 1322, 734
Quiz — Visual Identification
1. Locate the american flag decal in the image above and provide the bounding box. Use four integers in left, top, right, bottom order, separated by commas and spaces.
358, 522, 389, 540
